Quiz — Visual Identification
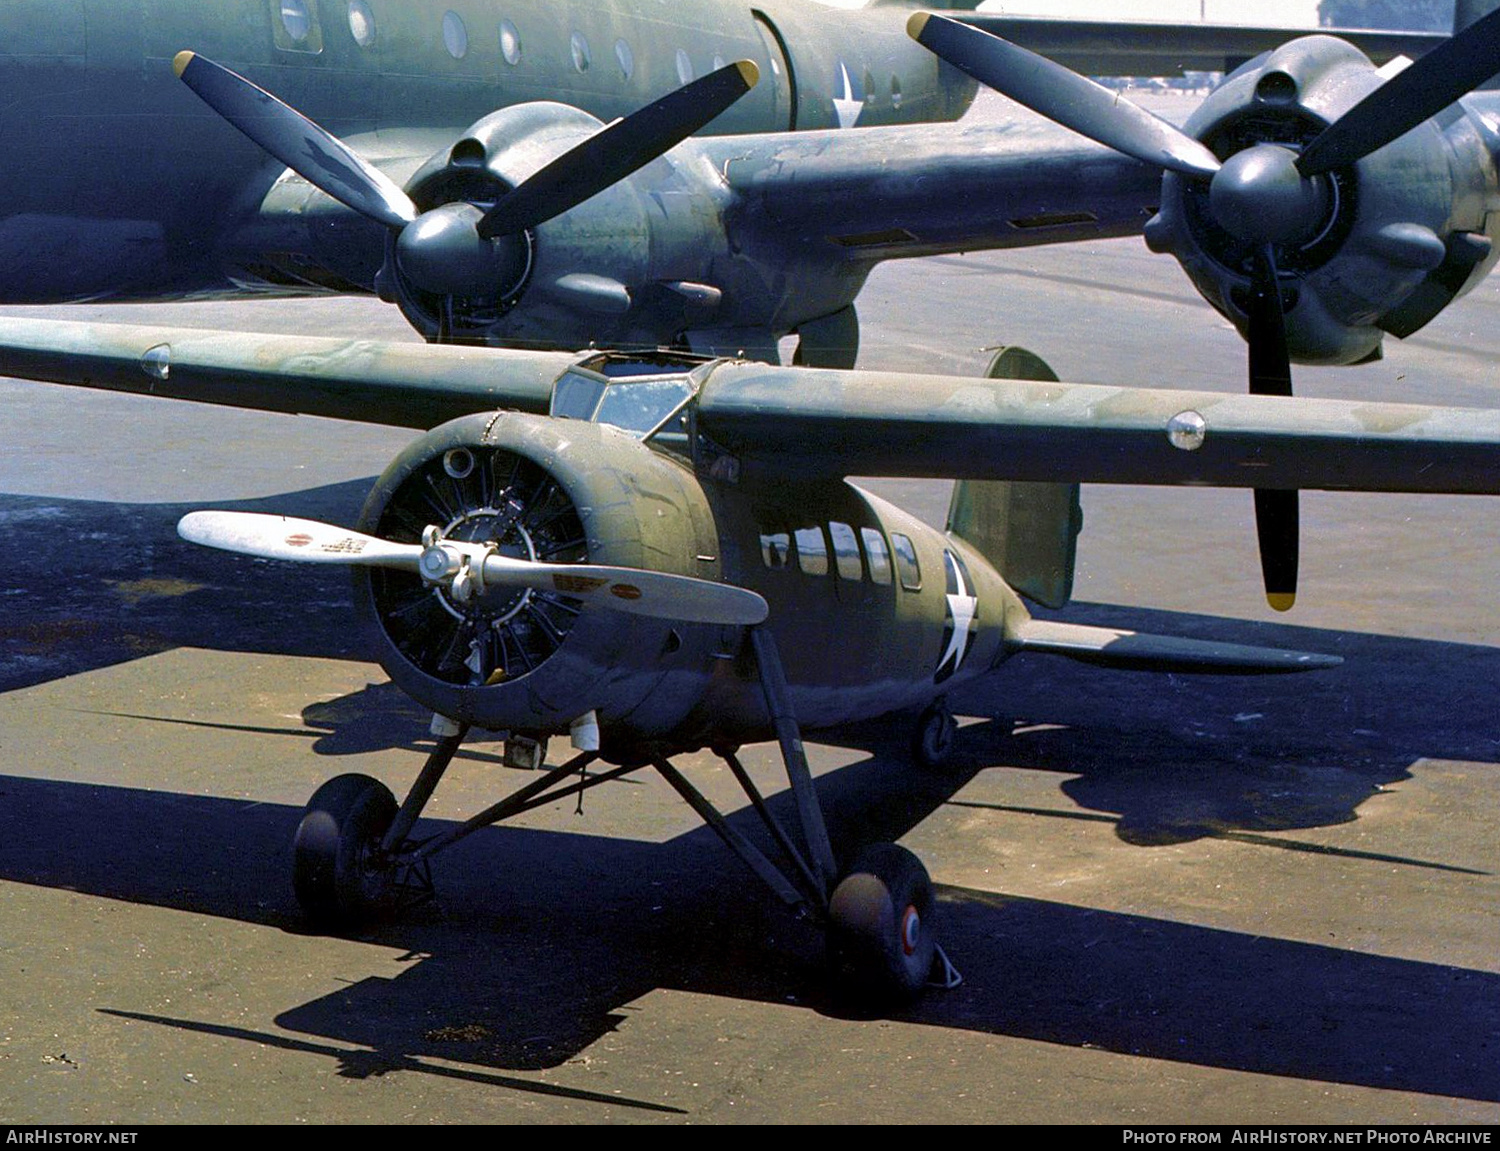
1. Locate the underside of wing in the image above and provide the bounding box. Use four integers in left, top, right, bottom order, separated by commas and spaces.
704, 118, 1160, 264
909, 12, 1444, 76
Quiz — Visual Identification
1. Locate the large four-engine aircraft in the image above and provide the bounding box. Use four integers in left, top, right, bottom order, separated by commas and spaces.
3, 1, 1500, 1002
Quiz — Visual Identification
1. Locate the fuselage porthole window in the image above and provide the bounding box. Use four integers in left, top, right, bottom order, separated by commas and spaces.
829, 521, 862, 581
862, 527, 892, 585
615, 38, 634, 80
500, 18, 522, 65
281, 0, 311, 42
443, 11, 468, 59
713, 53, 726, 72
347, 0, 375, 47
572, 31, 593, 74
761, 532, 791, 570
890, 75, 903, 109
676, 48, 694, 85
794, 526, 828, 577
891, 532, 921, 591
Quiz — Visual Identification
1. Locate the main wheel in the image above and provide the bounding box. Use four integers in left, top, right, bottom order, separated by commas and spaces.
827, 843, 937, 1004
910, 698, 958, 771
292, 773, 398, 930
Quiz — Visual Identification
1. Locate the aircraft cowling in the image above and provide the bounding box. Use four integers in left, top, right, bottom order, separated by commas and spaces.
351, 411, 729, 745
1144, 36, 1500, 365
380, 102, 726, 350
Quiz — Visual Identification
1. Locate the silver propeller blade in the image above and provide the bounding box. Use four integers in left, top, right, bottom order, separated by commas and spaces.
179, 511, 768, 627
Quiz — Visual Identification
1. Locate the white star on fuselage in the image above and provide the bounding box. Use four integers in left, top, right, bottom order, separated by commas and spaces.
833, 62, 862, 129
937, 561, 978, 677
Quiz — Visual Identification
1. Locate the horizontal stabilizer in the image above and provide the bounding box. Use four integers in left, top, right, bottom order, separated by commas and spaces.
1008, 619, 1340, 675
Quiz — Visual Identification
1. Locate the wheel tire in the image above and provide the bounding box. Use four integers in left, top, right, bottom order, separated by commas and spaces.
910, 699, 958, 771
292, 773, 398, 930
827, 843, 937, 1004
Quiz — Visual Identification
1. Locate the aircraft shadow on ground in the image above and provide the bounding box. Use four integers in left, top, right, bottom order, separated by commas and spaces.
2, 487, 1498, 1102
0, 610, 1497, 1104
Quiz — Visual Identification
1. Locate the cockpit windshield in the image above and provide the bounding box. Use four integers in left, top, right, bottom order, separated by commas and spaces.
548, 351, 711, 441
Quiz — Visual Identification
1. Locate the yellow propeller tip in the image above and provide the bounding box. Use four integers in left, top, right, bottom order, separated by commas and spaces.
907, 11, 931, 38
1266, 593, 1296, 612
735, 59, 760, 88
172, 50, 195, 78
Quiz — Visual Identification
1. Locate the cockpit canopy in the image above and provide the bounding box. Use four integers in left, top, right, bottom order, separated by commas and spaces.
549, 350, 713, 441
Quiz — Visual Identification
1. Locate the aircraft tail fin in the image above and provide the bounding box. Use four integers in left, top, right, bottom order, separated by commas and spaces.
1008, 620, 1341, 676
945, 346, 1081, 611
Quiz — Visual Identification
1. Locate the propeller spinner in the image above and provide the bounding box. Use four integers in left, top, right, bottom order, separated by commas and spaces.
909, 10, 1500, 609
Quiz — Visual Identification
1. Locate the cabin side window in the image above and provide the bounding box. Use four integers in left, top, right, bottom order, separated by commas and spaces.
794, 527, 828, 577
272, 0, 323, 53
891, 532, 921, 591
829, 521, 862, 581
760, 532, 791, 569
861, 527, 892, 585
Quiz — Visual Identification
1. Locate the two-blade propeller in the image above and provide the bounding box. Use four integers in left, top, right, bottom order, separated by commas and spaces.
174, 51, 757, 303
910, 9, 1500, 609
179, 511, 769, 628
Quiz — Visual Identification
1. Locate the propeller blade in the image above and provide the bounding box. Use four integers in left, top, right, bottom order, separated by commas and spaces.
1244, 246, 1298, 611
480, 554, 769, 627
1297, 7, 1500, 177
907, 13, 1221, 179
477, 59, 759, 238
180, 511, 769, 627
1254, 489, 1300, 612
174, 51, 419, 231
178, 511, 422, 568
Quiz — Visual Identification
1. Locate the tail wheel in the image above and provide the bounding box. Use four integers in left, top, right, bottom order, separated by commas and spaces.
910, 698, 958, 771
827, 843, 937, 1003
292, 773, 398, 930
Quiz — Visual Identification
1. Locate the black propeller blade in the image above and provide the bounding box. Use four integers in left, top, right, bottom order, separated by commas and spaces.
1297, 5, 1500, 177
907, 12, 1222, 178
1246, 246, 1298, 610
174, 51, 418, 231
478, 59, 759, 238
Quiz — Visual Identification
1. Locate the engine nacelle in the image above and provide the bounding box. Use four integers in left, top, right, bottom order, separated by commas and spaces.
351, 411, 727, 745
380, 103, 731, 350
1144, 36, 1500, 365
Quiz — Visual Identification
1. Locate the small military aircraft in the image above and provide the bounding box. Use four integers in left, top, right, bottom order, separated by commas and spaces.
6, 2, 1500, 1004
4, 310, 1500, 1001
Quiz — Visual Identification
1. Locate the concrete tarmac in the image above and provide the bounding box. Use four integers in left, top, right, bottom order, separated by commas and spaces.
1, 98, 1498, 1124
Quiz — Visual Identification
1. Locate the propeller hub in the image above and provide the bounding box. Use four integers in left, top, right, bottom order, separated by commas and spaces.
395, 201, 530, 299
1209, 144, 1329, 247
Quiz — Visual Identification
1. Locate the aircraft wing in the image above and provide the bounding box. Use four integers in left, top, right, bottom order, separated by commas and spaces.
1, 318, 1499, 497
705, 118, 1161, 263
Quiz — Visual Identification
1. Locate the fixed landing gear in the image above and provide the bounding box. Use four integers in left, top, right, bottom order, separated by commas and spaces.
291, 772, 399, 928
288, 631, 961, 1004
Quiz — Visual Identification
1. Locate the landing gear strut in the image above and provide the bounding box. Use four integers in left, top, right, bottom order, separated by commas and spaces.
288, 628, 960, 1003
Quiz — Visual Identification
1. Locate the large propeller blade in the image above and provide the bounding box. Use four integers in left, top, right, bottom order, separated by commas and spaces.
906, 13, 1222, 178
1245, 247, 1299, 610
477, 59, 759, 238
177, 51, 757, 302
1296, 5, 1500, 177
180, 511, 769, 627
173, 51, 418, 231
